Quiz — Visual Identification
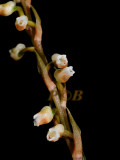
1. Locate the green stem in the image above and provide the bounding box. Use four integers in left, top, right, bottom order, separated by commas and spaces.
67, 108, 83, 160
19, 47, 35, 57
57, 82, 71, 131
63, 130, 73, 139
56, 82, 64, 95
28, 21, 36, 27
15, 6, 24, 16
46, 61, 53, 71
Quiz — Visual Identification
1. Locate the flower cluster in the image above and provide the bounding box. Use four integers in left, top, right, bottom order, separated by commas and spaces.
0, 2, 84, 159
33, 106, 64, 142
0, 1, 28, 31
52, 53, 75, 83
1, 1, 75, 84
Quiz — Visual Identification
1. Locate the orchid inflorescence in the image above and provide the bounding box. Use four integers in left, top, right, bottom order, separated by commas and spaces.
0, 1, 86, 160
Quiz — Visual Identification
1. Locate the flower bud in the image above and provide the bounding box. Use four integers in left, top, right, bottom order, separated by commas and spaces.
9, 43, 26, 61
33, 106, 54, 127
0, 1, 16, 16
51, 53, 68, 68
15, 15, 28, 31
47, 124, 64, 142
54, 66, 75, 83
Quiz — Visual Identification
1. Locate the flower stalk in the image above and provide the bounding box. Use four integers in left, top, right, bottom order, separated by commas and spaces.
27, 21, 36, 27
63, 130, 73, 139
0, 1, 86, 159
15, 6, 24, 16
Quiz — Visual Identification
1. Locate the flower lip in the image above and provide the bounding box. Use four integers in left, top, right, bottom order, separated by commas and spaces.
15, 15, 28, 31
65, 66, 75, 76
51, 53, 68, 68
54, 66, 75, 83
47, 128, 60, 142
33, 106, 54, 127
33, 113, 48, 127
16, 15, 28, 26
33, 113, 42, 127
9, 43, 26, 60
46, 124, 64, 142
56, 55, 67, 64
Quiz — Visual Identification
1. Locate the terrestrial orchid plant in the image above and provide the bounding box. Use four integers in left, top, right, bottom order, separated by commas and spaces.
0, 1, 86, 159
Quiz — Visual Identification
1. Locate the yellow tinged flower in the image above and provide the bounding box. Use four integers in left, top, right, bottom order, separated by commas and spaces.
47, 124, 64, 142
15, 15, 28, 31
9, 43, 26, 61
54, 66, 75, 83
33, 106, 54, 127
51, 53, 68, 68
0, 1, 16, 16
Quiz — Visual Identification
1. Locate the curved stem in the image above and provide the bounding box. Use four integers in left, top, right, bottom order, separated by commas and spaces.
19, 47, 35, 57
15, 6, 24, 16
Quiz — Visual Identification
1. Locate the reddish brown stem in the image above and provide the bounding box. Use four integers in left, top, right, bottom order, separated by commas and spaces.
31, 5, 48, 65
19, 2, 74, 158
61, 84, 71, 131
57, 83, 73, 153
36, 52, 66, 125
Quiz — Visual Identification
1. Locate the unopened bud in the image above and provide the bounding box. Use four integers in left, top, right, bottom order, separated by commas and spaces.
9, 43, 26, 61
54, 66, 75, 83
15, 15, 28, 31
47, 124, 64, 142
0, 1, 16, 16
33, 106, 54, 127
51, 53, 68, 68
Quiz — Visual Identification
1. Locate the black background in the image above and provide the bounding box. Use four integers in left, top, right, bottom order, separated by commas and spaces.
0, 0, 99, 159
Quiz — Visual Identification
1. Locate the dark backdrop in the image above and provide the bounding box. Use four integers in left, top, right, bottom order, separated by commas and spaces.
0, 0, 98, 159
